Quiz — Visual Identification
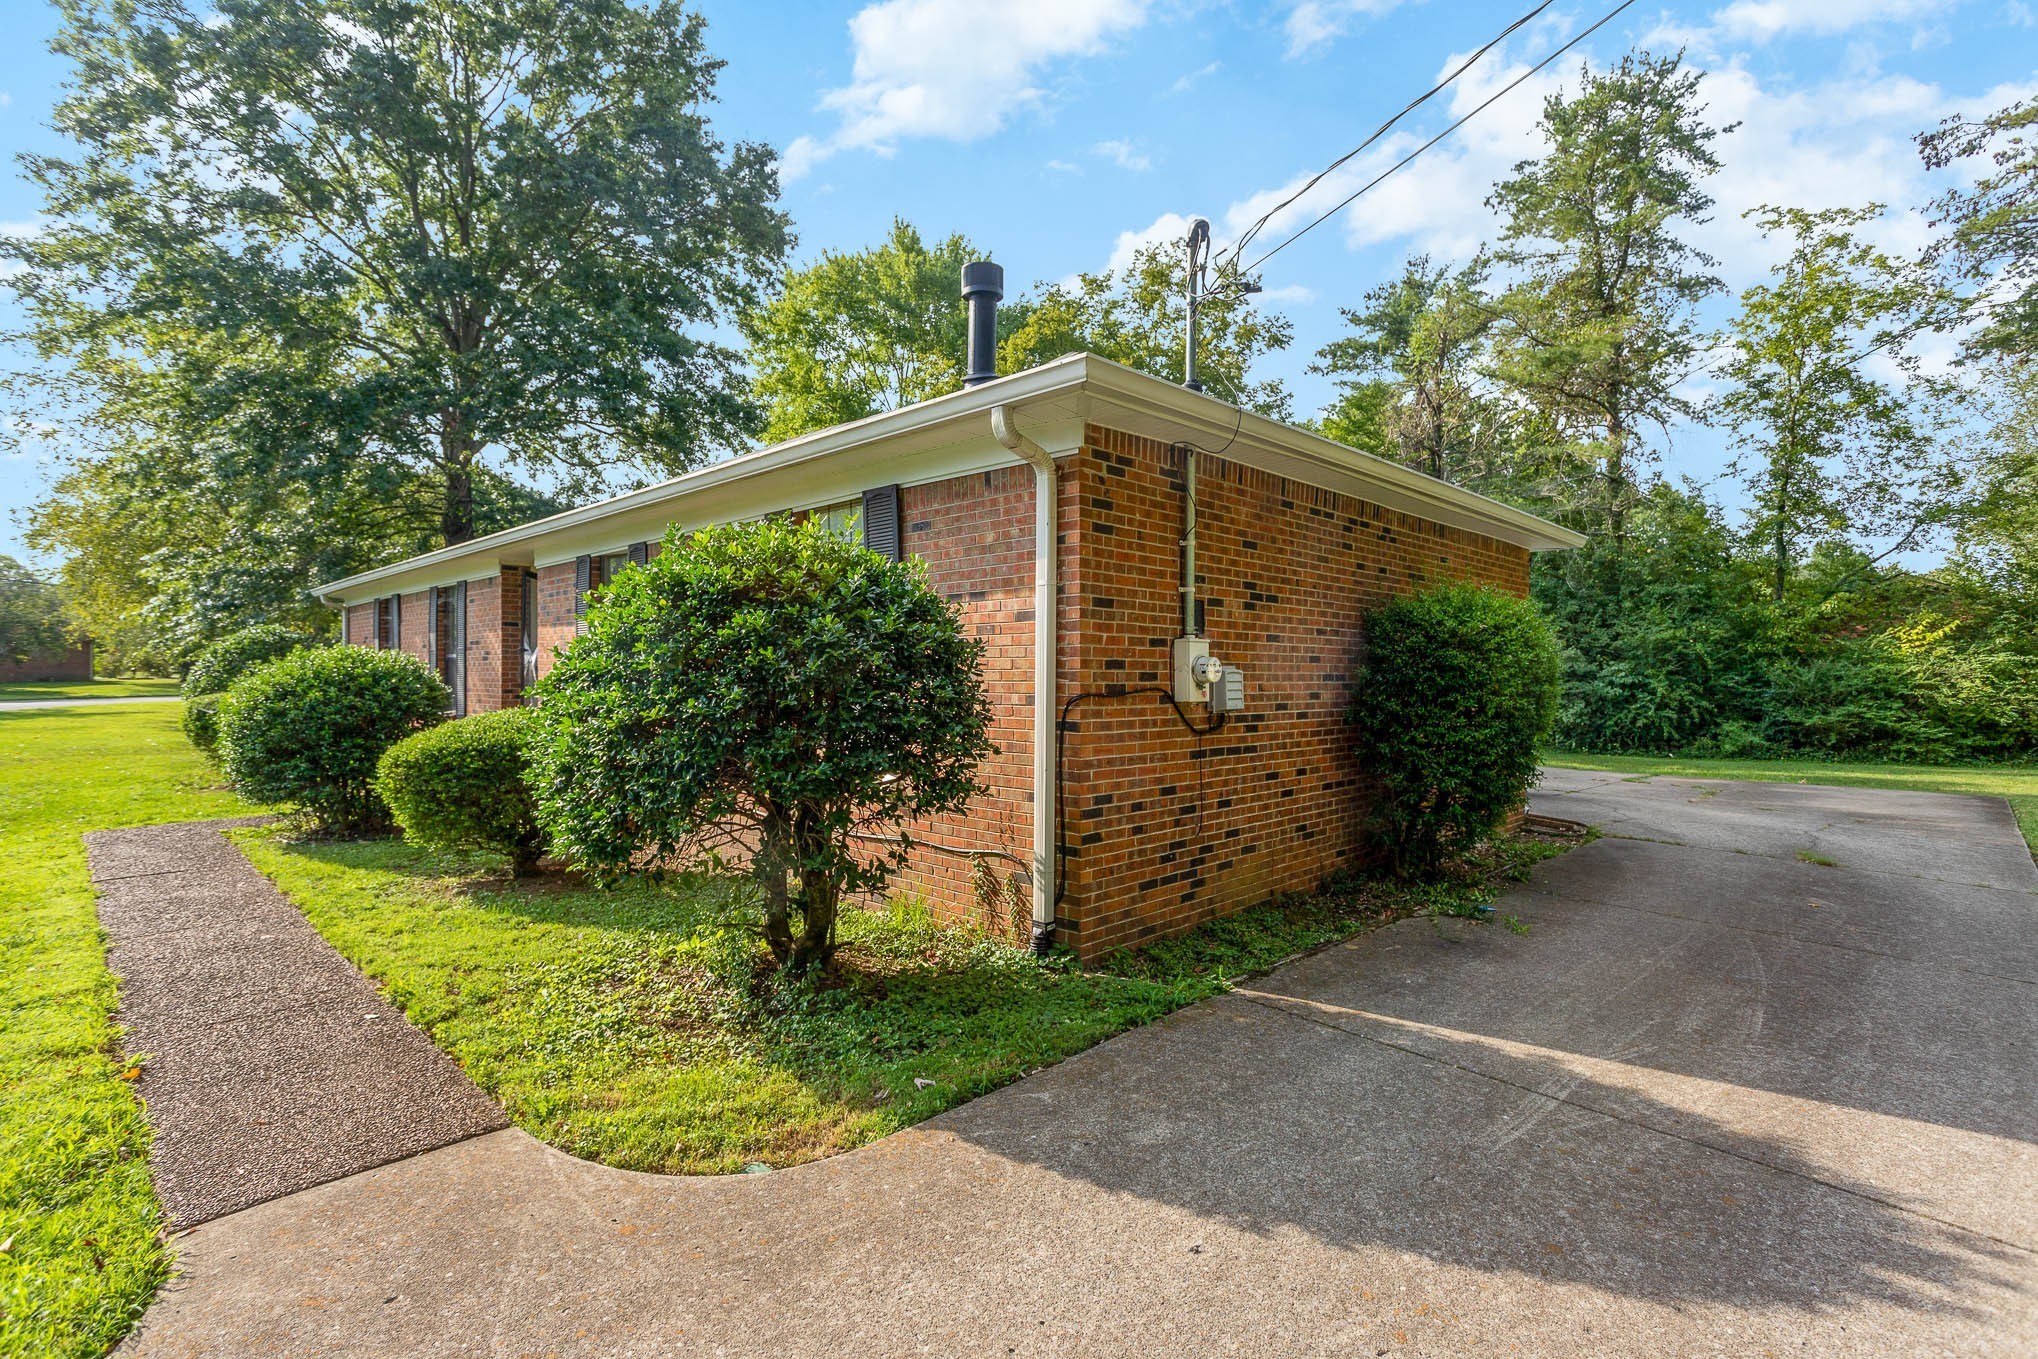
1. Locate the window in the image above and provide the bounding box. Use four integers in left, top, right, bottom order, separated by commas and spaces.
377, 595, 400, 650
434, 581, 467, 715
520, 571, 538, 702
814, 502, 860, 541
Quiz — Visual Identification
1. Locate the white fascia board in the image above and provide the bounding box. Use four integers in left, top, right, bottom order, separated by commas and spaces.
1073, 359, 1587, 553
316, 357, 1091, 603
315, 352, 1579, 603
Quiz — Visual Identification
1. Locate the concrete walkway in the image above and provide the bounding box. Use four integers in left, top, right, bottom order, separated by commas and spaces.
109, 776, 2038, 1357
88, 822, 506, 1224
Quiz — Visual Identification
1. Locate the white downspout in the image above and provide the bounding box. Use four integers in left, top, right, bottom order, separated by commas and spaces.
991, 405, 1059, 955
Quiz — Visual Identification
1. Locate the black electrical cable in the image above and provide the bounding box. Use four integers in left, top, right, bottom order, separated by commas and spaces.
1217, 0, 1561, 269
1235, 0, 1640, 278
1053, 687, 1227, 910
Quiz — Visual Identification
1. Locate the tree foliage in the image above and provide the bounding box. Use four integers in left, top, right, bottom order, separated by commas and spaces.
1921, 97, 2038, 360
531, 518, 995, 974
742, 220, 992, 442
1486, 52, 1730, 540
1717, 205, 1960, 602
1313, 254, 1519, 491
8, 0, 790, 552
0, 556, 70, 666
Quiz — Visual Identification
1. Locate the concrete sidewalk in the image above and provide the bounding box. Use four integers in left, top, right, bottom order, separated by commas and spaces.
0, 694, 181, 710
89, 822, 506, 1225
112, 776, 2038, 1358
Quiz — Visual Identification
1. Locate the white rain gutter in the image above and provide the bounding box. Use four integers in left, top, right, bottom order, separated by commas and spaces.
991, 404, 1059, 955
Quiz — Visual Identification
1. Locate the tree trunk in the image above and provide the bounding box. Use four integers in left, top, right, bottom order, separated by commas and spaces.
440, 408, 478, 545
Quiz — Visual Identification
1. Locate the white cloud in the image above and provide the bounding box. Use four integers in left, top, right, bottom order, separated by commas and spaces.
1046, 158, 1081, 173
1108, 212, 1196, 272
1711, 0, 1954, 41
1283, 0, 1416, 58
1093, 138, 1152, 171
1205, 28, 2036, 299
1170, 61, 1221, 94
783, 0, 1150, 181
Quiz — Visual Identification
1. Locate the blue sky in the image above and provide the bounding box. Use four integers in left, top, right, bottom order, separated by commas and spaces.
3, 0, 2035, 565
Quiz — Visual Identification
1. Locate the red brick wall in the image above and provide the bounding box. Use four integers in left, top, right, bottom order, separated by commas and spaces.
1055, 425, 1531, 957
345, 603, 376, 648
533, 562, 579, 684
0, 642, 93, 682
880, 466, 1047, 940
398, 591, 430, 666
457, 569, 524, 712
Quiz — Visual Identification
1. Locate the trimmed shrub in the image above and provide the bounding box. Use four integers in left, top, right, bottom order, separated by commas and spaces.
218, 647, 450, 833
376, 708, 548, 874
531, 517, 995, 975
1350, 581, 1561, 877
183, 624, 310, 698
182, 692, 225, 753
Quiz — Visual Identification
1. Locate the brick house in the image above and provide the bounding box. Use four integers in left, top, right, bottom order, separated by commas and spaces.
320, 349, 1580, 958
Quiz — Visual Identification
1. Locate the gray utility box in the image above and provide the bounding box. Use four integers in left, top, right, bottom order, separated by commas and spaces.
1208, 664, 1246, 714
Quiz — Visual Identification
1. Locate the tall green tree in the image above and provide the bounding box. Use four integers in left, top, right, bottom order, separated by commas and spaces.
1312, 254, 1514, 487
1920, 97, 2038, 361
742, 221, 988, 442
7, 0, 790, 547
1487, 52, 1730, 542
999, 244, 1294, 416
1717, 205, 1959, 603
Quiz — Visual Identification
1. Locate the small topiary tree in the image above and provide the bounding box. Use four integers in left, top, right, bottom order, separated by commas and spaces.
531, 518, 996, 975
182, 624, 311, 698
217, 646, 450, 834
1349, 581, 1561, 877
376, 709, 549, 874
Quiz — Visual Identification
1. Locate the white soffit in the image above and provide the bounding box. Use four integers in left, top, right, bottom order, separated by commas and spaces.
317, 354, 1579, 603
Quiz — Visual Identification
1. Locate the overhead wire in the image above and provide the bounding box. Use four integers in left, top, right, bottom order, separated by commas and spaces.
1216, 0, 1562, 270
1230, 0, 1640, 280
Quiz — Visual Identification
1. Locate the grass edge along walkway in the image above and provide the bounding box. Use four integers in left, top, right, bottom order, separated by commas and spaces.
0, 704, 261, 1359
1544, 751, 2038, 857
0, 678, 181, 704
231, 828, 1576, 1179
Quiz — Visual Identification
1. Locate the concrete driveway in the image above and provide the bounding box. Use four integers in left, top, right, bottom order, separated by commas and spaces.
122, 771, 2038, 1357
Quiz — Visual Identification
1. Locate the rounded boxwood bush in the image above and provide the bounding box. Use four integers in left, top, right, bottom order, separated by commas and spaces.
376, 708, 548, 874
182, 691, 225, 753
217, 647, 450, 834
1349, 581, 1561, 877
183, 624, 311, 698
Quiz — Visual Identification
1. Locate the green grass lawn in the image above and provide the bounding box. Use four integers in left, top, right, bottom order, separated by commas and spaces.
1544, 751, 2038, 855
0, 678, 180, 704
233, 830, 1569, 1176
0, 704, 260, 1359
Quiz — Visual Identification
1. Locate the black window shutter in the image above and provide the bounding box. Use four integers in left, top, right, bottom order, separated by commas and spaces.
862, 484, 902, 562
574, 555, 592, 636
628, 540, 649, 568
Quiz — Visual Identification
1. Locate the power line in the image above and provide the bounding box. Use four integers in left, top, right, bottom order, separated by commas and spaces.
1217, 0, 1562, 269
1232, 0, 1639, 279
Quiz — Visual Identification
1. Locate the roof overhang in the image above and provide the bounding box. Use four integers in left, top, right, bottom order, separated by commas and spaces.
316, 353, 1584, 604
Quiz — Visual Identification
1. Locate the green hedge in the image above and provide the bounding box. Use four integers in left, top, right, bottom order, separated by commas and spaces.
1349, 581, 1561, 876
376, 708, 548, 874
217, 647, 448, 834
181, 624, 310, 698
181, 692, 224, 753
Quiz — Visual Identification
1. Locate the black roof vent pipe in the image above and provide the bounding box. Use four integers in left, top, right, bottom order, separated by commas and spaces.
961, 261, 1003, 388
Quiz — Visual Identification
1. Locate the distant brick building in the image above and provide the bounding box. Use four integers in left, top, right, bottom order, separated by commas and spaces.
0, 640, 93, 683
321, 353, 1578, 957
